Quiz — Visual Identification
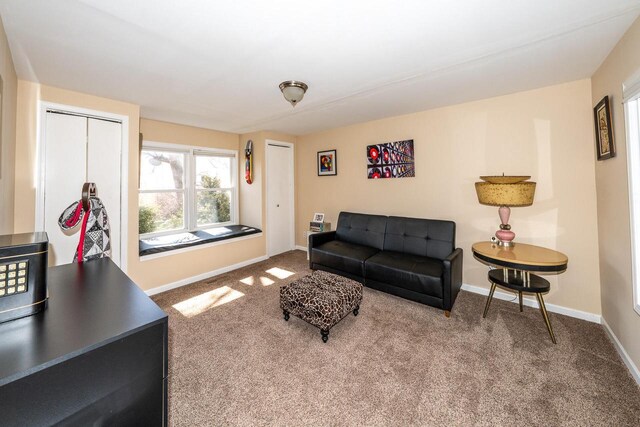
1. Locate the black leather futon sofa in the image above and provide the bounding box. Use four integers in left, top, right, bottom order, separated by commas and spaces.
309, 212, 463, 316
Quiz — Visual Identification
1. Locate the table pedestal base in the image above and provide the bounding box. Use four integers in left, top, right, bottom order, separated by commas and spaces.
483, 269, 556, 344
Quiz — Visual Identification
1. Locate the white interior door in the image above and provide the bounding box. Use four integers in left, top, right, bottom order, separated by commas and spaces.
44, 113, 87, 266
42, 111, 122, 267
267, 142, 294, 256
87, 118, 122, 265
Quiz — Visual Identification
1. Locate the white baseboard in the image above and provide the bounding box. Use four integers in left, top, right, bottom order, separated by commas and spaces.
460, 283, 602, 324
145, 255, 269, 296
295, 245, 307, 252
601, 317, 640, 386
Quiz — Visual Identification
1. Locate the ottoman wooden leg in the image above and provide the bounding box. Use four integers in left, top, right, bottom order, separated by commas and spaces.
283, 310, 290, 321
353, 305, 360, 316
321, 329, 329, 343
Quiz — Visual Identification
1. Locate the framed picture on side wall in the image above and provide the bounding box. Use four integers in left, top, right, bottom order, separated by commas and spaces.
594, 96, 615, 161
317, 149, 337, 176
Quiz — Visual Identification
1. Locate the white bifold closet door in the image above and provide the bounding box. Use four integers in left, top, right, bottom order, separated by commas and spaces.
266, 142, 294, 256
43, 111, 122, 267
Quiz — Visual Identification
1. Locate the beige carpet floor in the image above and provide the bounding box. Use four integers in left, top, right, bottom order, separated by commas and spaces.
151, 250, 640, 426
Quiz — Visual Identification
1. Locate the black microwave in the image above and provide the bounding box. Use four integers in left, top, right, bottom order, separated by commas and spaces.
0, 232, 48, 323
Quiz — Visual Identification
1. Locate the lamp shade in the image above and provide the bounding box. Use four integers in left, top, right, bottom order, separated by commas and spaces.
475, 181, 536, 207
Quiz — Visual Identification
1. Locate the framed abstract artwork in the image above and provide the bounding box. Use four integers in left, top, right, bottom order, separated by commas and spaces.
317, 149, 337, 176
367, 139, 415, 179
594, 96, 615, 161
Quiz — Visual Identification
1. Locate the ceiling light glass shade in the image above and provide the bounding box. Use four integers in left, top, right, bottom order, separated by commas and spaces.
279, 81, 308, 107
474, 181, 536, 207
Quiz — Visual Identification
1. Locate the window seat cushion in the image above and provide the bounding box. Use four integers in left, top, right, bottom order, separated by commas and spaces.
139, 225, 261, 256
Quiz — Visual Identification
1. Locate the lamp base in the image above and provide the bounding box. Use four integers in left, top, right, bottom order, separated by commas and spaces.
495, 229, 515, 247
496, 206, 516, 246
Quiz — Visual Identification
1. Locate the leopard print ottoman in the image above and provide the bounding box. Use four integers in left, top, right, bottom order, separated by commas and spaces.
280, 270, 362, 343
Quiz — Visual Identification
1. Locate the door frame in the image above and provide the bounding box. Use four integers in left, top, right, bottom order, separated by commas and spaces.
265, 139, 295, 257
36, 101, 130, 272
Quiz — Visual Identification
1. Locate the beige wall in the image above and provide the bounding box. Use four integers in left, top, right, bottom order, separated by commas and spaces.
13, 84, 266, 291
13, 81, 37, 232
0, 17, 17, 234
135, 126, 296, 289
14, 81, 141, 274
591, 17, 640, 370
239, 131, 264, 230
297, 79, 602, 315
135, 119, 266, 290
14, 82, 141, 238
239, 131, 298, 248
13, 94, 296, 291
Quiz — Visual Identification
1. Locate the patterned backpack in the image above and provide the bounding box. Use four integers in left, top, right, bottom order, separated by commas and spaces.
58, 197, 112, 263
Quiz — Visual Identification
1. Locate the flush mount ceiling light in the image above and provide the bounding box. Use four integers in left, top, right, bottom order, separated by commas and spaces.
279, 80, 308, 107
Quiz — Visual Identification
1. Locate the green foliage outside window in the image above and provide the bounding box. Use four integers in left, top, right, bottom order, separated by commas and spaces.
197, 175, 231, 225
139, 206, 157, 234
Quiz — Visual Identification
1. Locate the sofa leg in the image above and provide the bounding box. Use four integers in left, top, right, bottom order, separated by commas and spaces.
444, 310, 451, 318
353, 305, 360, 316
283, 310, 290, 321
321, 329, 329, 343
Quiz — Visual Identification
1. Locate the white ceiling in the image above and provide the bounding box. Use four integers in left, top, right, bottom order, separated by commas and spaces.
1, 0, 639, 135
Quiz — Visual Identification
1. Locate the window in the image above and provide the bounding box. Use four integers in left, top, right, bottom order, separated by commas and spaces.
139, 149, 186, 234
624, 75, 640, 316
139, 142, 237, 238
194, 152, 233, 227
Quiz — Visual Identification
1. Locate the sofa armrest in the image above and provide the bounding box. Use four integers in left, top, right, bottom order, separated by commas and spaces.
309, 231, 336, 248
442, 248, 463, 311
308, 231, 337, 268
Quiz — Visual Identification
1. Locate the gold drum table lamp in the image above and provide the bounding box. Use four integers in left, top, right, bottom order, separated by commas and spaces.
474, 175, 536, 247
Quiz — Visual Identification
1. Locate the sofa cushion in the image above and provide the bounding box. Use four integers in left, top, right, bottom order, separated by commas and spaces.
335, 212, 387, 250
383, 216, 455, 260
312, 240, 380, 277
365, 250, 444, 299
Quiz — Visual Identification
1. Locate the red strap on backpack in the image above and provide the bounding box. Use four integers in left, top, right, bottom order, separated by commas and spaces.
65, 201, 83, 228
75, 201, 90, 263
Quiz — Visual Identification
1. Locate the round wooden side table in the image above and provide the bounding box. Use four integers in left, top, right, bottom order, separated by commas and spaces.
472, 241, 568, 344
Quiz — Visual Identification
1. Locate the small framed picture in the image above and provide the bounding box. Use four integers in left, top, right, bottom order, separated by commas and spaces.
313, 213, 325, 222
594, 96, 615, 161
317, 149, 337, 176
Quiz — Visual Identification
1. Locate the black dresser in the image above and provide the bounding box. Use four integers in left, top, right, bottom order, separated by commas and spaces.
0, 258, 168, 426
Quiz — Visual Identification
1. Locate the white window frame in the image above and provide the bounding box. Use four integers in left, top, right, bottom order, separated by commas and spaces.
623, 73, 640, 316
139, 141, 238, 239
192, 150, 237, 229
139, 146, 189, 238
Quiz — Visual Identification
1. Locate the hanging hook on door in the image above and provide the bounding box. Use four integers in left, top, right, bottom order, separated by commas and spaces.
81, 182, 97, 211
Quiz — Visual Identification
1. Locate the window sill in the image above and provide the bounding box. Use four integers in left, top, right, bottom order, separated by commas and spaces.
139, 225, 262, 260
